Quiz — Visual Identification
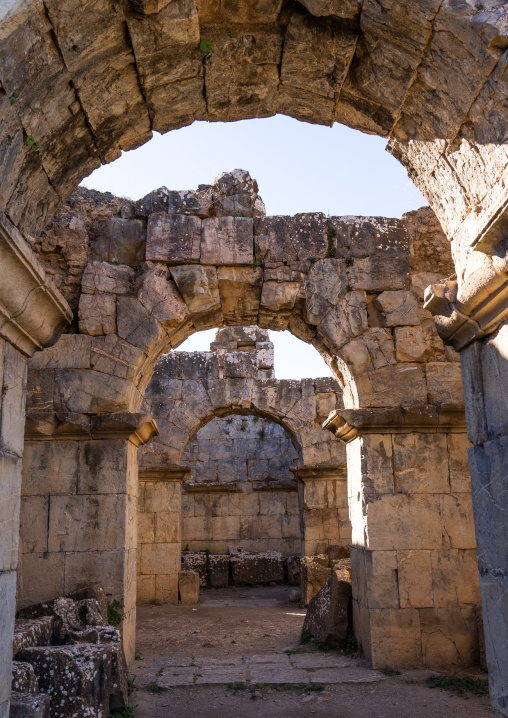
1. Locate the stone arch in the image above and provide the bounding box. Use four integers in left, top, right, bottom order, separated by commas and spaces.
0, 0, 507, 262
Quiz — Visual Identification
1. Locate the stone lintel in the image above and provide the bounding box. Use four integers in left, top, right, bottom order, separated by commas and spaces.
182, 481, 242, 493
0, 211, 72, 356
25, 411, 159, 446
290, 464, 346, 481
252, 479, 298, 492
323, 406, 467, 443
424, 273, 508, 351
140, 466, 191, 483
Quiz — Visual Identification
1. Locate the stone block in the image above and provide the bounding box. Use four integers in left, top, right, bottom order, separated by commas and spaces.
48, 494, 135, 553
441, 493, 476, 549
138, 513, 155, 544
392, 433, 449, 494
147, 213, 201, 263
12, 661, 39, 694
201, 216, 253, 265
431, 549, 481, 607
63, 550, 135, 605
397, 550, 433, 608
155, 574, 179, 605
364, 550, 399, 609
9, 694, 50, 717
179, 571, 200, 605
394, 323, 444, 362
136, 574, 155, 604
154, 511, 179, 544
346, 257, 410, 292
303, 570, 352, 648
140, 543, 180, 576
286, 555, 301, 586
209, 555, 229, 588
193, 493, 229, 518
78, 293, 116, 336
217, 267, 263, 323
227, 493, 260, 517
259, 492, 286, 516
12, 618, 55, 657
182, 516, 212, 542
20, 497, 48, 554
447, 434, 472, 493
362, 494, 443, 551
281, 513, 300, 539
170, 264, 220, 315
92, 217, 146, 266
116, 295, 164, 351
144, 481, 181, 514
239, 515, 281, 540
425, 362, 464, 408
255, 214, 327, 264
302, 480, 327, 509
368, 608, 422, 669
22, 441, 79, 497
352, 364, 427, 408
300, 557, 331, 605
212, 516, 241, 542
77, 439, 136, 495
373, 290, 419, 326
230, 552, 284, 585
81, 261, 134, 295
420, 607, 479, 668
181, 552, 208, 587
20, 554, 65, 608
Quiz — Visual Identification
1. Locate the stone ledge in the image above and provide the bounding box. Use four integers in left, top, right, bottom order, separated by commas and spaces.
140, 467, 191, 483
323, 406, 467, 443
25, 411, 158, 446
0, 211, 72, 356
290, 465, 347, 481
181, 482, 242, 493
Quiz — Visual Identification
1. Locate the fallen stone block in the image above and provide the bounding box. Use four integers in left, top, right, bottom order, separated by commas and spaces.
303, 569, 352, 648
182, 552, 208, 587
12, 618, 55, 656
16, 643, 127, 716
209, 555, 229, 588
286, 555, 302, 586
179, 570, 200, 604
300, 556, 332, 606
11, 661, 38, 694
326, 545, 350, 563
230, 551, 284, 585
9, 693, 50, 718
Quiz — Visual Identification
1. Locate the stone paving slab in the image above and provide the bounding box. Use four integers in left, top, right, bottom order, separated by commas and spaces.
137, 654, 386, 688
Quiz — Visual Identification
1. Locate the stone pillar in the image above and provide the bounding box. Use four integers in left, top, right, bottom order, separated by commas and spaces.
426, 270, 508, 713
137, 466, 190, 605
325, 406, 481, 670
21, 412, 158, 664
0, 212, 71, 717
290, 465, 349, 556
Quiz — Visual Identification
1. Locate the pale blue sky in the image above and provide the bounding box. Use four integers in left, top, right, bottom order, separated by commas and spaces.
82, 115, 426, 379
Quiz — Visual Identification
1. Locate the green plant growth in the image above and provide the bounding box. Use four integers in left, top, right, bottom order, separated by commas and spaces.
108, 707, 136, 717
25, 135, 40, 152
149, 597, 162, 606
127, 678, 136, 695
252, 257, 263, 268
9, 92, 19, 104
199, 39, 212, 53
300, 628, 312, 644
252, 416, 259, 423
426, 675, 489, 697
134, 650, 143, 661
257, 426, 266, 440
380, 667, 401, 677
326, 221, 337, 258
308, 256, 317, 264
342, 632, 358, 655
362, 252, 370, 258
107, 600, 125, 626
145, 681, 167, 694
345, 257, 354, 267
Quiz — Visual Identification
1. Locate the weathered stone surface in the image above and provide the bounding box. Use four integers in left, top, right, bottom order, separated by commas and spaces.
147, 213, 201, 263
202, 217, 253, 265
170, 264, 220, 314
209, 555, 229, 588
230, 550, 284, 585
182, 552, 208, 587
373, 291, 419, 327
303, 569, 352, 647
12, 619, 54, 657
11, 662, 38, 695
300, 556, 332, 606
9, 693, 50, 717
78, 293, 116, 336
178, 570, 200, 604
91, 218, 147, 267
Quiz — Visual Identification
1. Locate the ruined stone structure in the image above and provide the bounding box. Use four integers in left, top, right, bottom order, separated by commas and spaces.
1, 1, 508, 712
136, 326, 348, 603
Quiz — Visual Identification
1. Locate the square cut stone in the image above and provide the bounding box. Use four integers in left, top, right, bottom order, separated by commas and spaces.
202, 217, 253, 265
147, 213, 201, 262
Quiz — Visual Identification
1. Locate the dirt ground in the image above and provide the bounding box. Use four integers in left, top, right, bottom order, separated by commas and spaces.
130, 586, 494, 718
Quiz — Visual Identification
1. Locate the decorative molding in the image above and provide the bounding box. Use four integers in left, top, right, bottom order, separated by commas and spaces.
424, 272, 508, 351
182, 481, 242, 493
25, 411, 159, 446
323, 406, 467, 443
290, 464, 346, 481
140, 466, 191, 483
0, 211, 72, 356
